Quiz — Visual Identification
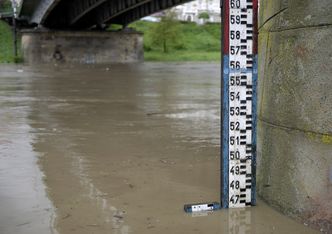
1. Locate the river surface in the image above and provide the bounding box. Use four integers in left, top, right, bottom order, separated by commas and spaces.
0, 63, 318, 234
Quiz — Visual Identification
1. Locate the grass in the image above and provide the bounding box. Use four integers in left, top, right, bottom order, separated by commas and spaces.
0, 21, 21, 63
145, 51, 220, 61
128, 21, 221, 62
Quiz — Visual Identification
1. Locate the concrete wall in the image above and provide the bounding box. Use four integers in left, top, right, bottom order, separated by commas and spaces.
257, 0, 332, 232
21, 30, 143, 64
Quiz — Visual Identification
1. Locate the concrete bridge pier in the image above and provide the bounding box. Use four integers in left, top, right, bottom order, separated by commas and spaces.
257, 0, 332, 232
21, 30, 143, 64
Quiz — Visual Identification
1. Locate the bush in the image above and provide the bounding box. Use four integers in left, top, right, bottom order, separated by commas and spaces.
149, 10, 182, 53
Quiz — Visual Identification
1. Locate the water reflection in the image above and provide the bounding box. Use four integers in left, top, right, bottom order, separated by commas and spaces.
190, 208, 254, 233
228, 208, 254, 234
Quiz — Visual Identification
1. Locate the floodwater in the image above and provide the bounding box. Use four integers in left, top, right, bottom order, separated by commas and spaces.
0, 63, 318, 234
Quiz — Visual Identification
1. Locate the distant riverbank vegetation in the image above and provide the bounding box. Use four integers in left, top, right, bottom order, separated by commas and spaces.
0, 21, 20, 63
0, 0, 12, 12
0, 0, 22, 63
128, 18, 221, 61
0, 15, 221, 63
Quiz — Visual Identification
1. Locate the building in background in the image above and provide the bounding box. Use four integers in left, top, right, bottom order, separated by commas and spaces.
173, 0, 221, 24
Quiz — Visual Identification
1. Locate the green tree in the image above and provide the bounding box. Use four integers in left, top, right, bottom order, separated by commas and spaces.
0, 0, 12, 12
198, 12, 210, 24
150, 10, 182, 53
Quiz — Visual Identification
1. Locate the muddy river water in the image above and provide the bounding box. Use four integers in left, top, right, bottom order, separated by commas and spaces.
0, 63, 318, 234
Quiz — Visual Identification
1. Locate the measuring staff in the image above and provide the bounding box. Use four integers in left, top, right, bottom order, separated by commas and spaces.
184, 0, 258, 212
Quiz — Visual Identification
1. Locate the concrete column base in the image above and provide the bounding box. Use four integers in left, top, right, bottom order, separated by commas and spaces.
258, 0, 332, 232
21, 30, 143, 64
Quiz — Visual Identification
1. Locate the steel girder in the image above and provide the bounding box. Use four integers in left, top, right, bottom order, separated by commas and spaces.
70, 0, 191, 28
43, 0, 193, 29
68, 0, 107, 25
110, 0, 190, 26
31, 0, 61, 24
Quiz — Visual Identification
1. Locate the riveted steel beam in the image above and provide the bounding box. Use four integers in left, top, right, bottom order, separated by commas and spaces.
71, 0, 191, 28
109, 0, 190, 26
31, 0, 61, 24
42, 0, 194, 29
94, 0, 152, 25
68, 0, 107, 25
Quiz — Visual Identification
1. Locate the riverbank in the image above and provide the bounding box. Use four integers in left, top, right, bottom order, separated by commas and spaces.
0, 21, 15, 63
0, 20, 220, 63
129, 21, 221, 61
0, 21, 21, 63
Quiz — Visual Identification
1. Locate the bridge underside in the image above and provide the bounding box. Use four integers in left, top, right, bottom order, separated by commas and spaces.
20, 0, 192, 29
